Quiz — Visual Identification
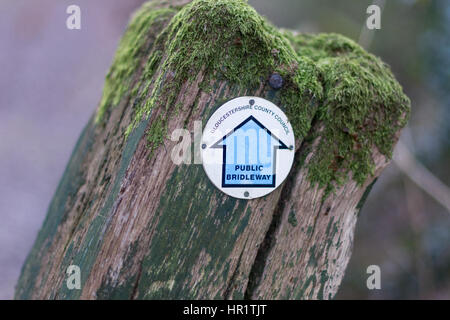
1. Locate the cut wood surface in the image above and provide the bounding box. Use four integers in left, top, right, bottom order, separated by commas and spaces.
15, 0, 410, 300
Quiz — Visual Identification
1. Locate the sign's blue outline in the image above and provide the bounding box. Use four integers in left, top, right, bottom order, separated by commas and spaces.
210, 115, 289, 188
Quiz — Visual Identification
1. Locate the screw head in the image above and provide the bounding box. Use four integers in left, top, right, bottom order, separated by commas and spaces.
202, 144, 207, 149
269, 73, 283, 90
249, 99, 255, 106
244, 191, 250, 197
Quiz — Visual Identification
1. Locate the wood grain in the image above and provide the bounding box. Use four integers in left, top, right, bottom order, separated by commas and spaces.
15, 0, 407, 300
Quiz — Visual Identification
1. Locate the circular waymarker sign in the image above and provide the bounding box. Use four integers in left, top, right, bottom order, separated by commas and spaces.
201, 96, 295, 199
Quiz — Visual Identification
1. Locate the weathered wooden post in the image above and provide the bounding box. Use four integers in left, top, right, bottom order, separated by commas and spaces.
15, 0, 410, 300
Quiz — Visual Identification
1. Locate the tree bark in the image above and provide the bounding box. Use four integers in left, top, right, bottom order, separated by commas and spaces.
15, 0, 410, 300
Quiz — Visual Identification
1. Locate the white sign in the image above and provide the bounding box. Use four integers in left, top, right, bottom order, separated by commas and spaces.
201, 96, 295, 199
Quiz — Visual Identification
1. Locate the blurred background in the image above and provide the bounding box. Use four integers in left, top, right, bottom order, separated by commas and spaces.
0, 0, 448, 299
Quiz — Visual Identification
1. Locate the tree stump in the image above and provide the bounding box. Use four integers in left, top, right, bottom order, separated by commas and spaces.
15, 0, 410, 300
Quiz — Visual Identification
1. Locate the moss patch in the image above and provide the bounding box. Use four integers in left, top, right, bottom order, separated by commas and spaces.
96, 1, 409, 199
96, 3, 178, 122
285, 32, 410, 199
97, 0, 322, 142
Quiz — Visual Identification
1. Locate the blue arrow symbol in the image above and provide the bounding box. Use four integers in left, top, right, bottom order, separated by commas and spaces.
211, 116, 289, 188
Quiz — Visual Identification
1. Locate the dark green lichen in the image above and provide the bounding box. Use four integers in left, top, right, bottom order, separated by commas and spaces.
15, 116, 97, 299
288, 209, 298, 227
135, 164, 251, 299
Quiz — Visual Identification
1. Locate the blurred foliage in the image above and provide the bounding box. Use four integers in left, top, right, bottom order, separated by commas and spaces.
249, 0, 450, 299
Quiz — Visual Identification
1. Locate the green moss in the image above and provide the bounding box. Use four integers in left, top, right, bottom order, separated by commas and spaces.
284, 32, 410, 199
97, 0, 322, 144
96, 4, 178, 122
146, 114, 167, 155
96, 1, 409, 200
